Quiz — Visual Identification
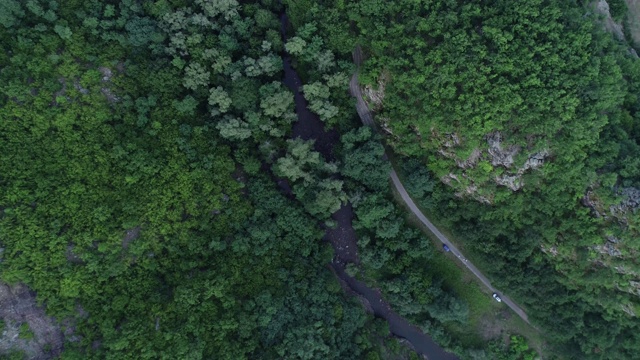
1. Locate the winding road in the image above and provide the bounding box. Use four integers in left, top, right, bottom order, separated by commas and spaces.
349, 47, 530, 325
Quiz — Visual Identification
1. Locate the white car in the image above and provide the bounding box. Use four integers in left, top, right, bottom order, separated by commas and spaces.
492, 293, 502, 303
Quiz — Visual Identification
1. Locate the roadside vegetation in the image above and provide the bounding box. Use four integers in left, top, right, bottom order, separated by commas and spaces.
2, 0, 639, 359
0, 0, 512, 359
292, 0, 640, 358
396, 186, 548, 357
0, 1, 404, 358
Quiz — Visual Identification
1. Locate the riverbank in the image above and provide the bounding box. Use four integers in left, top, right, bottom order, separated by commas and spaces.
347, 45, 544, 357
279, 11, 458, 360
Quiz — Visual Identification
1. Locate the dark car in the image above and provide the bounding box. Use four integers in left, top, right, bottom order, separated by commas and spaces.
443, 244, 450, 252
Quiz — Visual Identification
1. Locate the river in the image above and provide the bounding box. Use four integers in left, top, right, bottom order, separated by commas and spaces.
280, 11, 459, 360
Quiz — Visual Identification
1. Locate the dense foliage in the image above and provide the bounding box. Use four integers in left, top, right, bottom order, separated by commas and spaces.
0, 0, 413, 358
337, 128, 473, 351
7, 0, 639, 359
289, 0, 640, 358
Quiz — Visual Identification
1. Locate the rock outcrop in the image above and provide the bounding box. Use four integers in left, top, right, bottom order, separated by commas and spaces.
592, 241, 622, 257
594, 0, 625, 40
0, 282, 64, 359
99, 66, 121, 103
610, 187, 640, 218
362, 73, 388, 111
495, 175, 523, 192
435, 131, 549, 195
583, 186, 640, 224
456, 148, 481, 169
486, 131, 520, 168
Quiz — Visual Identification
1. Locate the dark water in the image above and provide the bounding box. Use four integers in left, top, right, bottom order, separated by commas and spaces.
324, 200, 459, 360
282, 55, 339, 161
334, 266, 459, 360
280, 12, 458, 360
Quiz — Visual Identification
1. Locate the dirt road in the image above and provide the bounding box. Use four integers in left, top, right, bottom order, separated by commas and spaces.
389, 171, 530, 324
349, 47, 375, 127
350, 46, 531, 325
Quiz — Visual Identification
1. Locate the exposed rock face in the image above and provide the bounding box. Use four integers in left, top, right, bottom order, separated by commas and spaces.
486, 132, 548, 191
99, 66, 120, 103
435, 131, 549, 195
493, 150, 549, 191
362, 73, 387, 111
610, 187, 640, 218
486, 131, 520, 168
614, 265, 639, 277
594, 0, 625, 40
583, 186, 640, 223
65, 244, 84, 264
73, 79, 90, 95
0, 282, 64, 359
614, 271, 640, 307
617, 280, 640, 306
49, 64, 124, 105
495, 174, 523, 191
606, 235, 620, 244
122, 226, 141, 249
98, 66, 114, 82
582, 185, 640, 290
582, 190, 606, 218
540, 244, 559, 257
101, 88, 120, 103
456, 182, 478, 197
621, 303, 637, 317
520, 150, 549, 172
443, 132, 461, 148
440, 173, 460, 186
456, 148, 481, 169
443, 173, 492, 204
378, 117, 395, 135
593, 241, 622, 257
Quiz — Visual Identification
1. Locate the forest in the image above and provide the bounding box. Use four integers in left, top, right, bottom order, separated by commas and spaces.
1, 0, 639, 359
290, 0, 640, 358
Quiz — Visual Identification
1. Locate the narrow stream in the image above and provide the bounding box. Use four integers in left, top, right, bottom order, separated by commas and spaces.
280, 11, 459, 360
281, 41, 339, 160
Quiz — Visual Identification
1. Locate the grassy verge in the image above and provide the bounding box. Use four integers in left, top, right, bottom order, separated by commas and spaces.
387, 160, 550, 356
